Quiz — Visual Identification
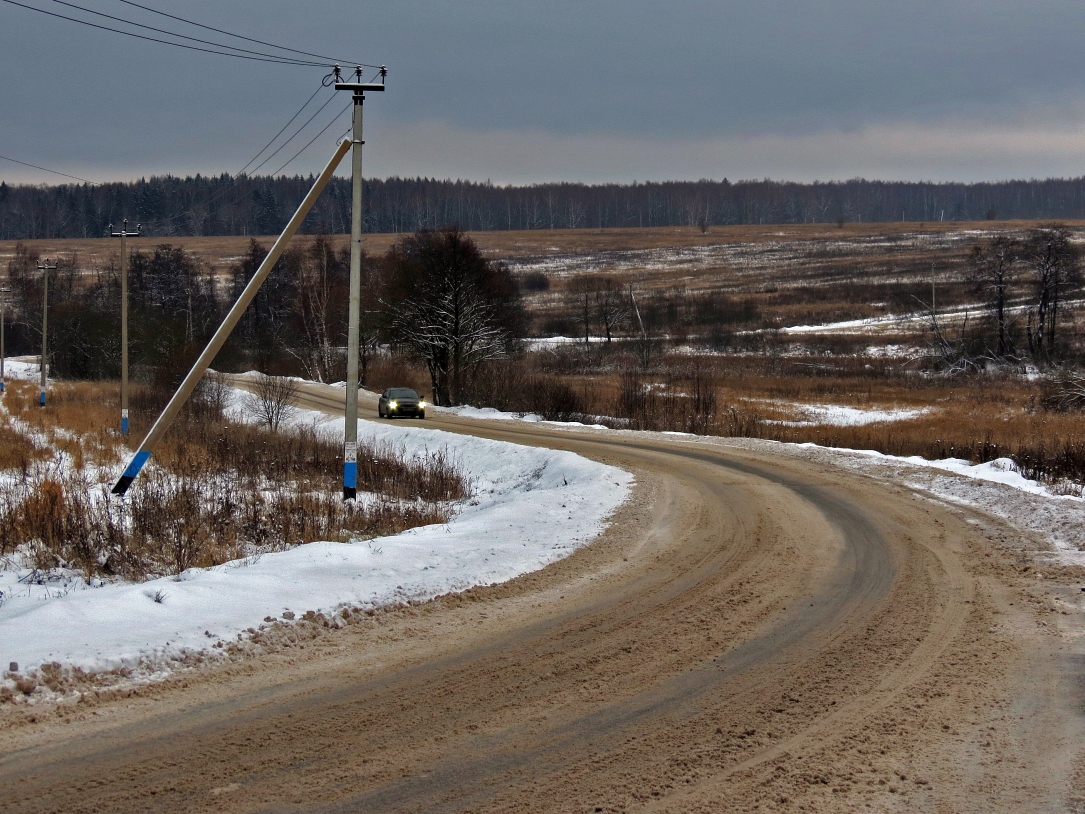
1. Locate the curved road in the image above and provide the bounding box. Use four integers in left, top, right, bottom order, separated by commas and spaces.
0, 382, 1080, 812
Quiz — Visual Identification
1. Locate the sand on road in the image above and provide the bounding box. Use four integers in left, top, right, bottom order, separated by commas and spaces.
1, 381, 1082, 813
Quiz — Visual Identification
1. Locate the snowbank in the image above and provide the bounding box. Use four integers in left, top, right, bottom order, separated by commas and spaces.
0, 401, 632, 677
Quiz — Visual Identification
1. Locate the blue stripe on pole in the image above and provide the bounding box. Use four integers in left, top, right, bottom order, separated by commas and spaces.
123, 450, 151, 479
344, 461, 357, 489
39, 390, 45, 405
121, 416, 128, 434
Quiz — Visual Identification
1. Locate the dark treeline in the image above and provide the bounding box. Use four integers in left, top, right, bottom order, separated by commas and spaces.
4, 229, 524, 405
7, 174, 1085, 240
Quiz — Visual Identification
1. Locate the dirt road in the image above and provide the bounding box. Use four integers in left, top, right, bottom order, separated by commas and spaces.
1, 382, 1082, 812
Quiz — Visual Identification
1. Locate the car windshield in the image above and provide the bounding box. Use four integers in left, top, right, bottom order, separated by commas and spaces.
388, 388, 419, 399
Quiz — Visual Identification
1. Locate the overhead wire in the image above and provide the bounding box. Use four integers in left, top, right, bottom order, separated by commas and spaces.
45, 0, 327, 65
113, 0, 377, 68
0, 3, 381, 228
133, 81, 337, 230
236, 83, 326, 177
0, 154, 98, 185
133, 75, 358, 230
269, 100, 353, 176
246, 92, 340, 176
1, 0, 330, 65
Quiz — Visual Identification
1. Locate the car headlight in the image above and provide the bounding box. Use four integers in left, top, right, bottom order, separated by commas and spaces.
419, 400, 427, 408
389, 400, 398, 409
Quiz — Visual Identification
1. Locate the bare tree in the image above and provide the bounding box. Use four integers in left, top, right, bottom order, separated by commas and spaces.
1022, 225, 1080, 359
245, 373, 298, 432
566, 276, 597, 347
968, 235, 1020, 359
384, 229, 524, 405
594, 277, 629, 343
192, 370, 231, 419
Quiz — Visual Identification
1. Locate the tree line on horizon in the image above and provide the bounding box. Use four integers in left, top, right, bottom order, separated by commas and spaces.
6, 174, 1085, 240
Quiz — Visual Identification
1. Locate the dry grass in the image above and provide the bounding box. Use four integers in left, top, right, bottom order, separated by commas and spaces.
0, 377, 469, 578
467, 350, 1085, 488
0, 413, 44, 472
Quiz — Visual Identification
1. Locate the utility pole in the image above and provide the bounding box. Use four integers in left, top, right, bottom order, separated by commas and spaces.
109, 220, 141, 434
335, 65, 385, 500
37, 258, 57, 406
0, 285, 9, 395
112, 138, 351, 495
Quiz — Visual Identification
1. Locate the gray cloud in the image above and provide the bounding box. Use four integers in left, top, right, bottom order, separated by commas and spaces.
2, 0, 1085, 183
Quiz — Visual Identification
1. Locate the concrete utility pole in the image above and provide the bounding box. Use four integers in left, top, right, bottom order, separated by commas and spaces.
109, 220, 141, 434
335, 65, 385, 500
37, 258, 57, 406
0, 285, 10, 394
112, 138, 351, 496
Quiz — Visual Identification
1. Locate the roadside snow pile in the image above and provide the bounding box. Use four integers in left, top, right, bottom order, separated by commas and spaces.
0, 401, 632, 679
725, 438, 1085, 565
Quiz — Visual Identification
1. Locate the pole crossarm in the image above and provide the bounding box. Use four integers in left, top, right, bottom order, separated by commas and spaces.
111, 138, 352, 496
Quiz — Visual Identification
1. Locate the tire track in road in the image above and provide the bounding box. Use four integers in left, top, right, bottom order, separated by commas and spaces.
0, 382, 1066, 812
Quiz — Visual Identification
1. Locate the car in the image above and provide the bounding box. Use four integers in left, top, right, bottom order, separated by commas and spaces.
378, 387, 427, 419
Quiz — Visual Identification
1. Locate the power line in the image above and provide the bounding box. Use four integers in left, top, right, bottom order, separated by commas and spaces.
0, 153, 97, 185
136, 81, 335, 229
248, 93, 340, 176
47, 0, 326, 65
114, 0, 378, 69
238, 84, 327, 176
270, 100, 353, 176
1, 0, 328, 65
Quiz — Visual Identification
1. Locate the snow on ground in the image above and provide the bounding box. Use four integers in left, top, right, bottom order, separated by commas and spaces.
739, 439, 1085, 566
1, 357, 42, 382
771, 403, 929, 427
0, 393, 632, 678
523, 336, 606, 351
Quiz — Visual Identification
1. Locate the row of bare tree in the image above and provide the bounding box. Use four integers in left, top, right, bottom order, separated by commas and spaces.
968, 225, 1081, 361
3, 229, 526, 407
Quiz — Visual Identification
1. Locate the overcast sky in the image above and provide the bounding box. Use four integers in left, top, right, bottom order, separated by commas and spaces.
3, 0, 1085, 185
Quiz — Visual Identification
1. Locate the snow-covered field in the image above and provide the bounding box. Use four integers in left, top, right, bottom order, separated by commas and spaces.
768, 402, 928, 427
0, 391, 632, 681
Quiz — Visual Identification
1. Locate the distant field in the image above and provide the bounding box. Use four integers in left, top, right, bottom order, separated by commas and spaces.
0, 220, 1064, 271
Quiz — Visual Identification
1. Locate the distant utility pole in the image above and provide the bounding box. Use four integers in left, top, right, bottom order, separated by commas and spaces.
0, 284, 10, 394
335, 64, 386, 501
109, 220, 141, 434
37, 258, 57, 406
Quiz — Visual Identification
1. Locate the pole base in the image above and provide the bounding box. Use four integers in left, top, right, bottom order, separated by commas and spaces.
343, 486, 357, 501
112, 474, 136, 495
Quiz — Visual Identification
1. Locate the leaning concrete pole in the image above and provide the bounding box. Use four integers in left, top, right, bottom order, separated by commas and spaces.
111, 138, 351, 495
335, 66, 385, 500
